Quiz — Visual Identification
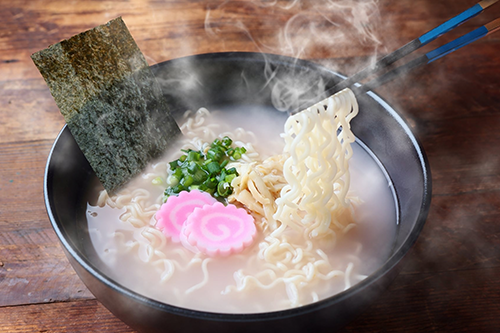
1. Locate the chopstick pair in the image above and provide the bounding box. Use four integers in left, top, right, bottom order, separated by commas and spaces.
356, 17, 500, 94
292, 0, 500, 113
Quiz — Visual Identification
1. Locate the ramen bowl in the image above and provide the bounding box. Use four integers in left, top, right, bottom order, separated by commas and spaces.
44, 52, 431, 333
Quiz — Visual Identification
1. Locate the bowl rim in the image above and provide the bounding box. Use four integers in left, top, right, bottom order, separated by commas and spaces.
44, 51, 432, 322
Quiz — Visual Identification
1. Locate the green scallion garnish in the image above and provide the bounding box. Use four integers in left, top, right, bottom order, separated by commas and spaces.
163, 136, 245, 200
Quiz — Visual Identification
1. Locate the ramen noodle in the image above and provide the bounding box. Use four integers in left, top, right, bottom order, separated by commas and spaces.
87, 89, 397, 313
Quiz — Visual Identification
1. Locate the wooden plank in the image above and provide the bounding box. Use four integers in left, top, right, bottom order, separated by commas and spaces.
0, 140, 53, 230
422, 115, 500, 196
6, 0, 492, 81
400, 191, 500, 275
0, 140, 94, 305
0, 226, 94, 307
1, 266, 499, 333
0, 299, 134, 333
342, 266, 500, 332
0, 80, 65, 144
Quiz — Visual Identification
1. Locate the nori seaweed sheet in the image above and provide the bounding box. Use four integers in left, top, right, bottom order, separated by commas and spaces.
31, 17, 181, 194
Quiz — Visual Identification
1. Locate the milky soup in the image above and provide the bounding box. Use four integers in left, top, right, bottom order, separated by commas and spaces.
86, 94, 398, 314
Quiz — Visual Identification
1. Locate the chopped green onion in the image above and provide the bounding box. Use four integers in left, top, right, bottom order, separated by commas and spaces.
217, 181, 232, 197
166, 175, 179, 187
187, 161, 199, 174
181, 175, 194, 187
225, 174, 236, 183
217, 169, 227, 182
163, 136, 246, 200
222, 136, 232, 148
187, 150, 199, 161
231, 147, 246, 160
193, 169, 207, 183
226, 167, 237, 175
204, 177, 218, 189
152, 177, 163, 185
173, 168, 182, 178
207, 161, 221, 175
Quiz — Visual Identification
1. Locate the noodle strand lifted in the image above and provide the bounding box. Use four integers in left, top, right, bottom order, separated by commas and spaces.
274, 88, 358, 238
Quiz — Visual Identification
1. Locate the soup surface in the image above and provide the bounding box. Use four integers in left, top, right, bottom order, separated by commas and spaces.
86, 105, 398, 313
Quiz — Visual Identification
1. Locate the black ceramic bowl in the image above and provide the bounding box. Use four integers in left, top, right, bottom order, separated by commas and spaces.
44, 52, 431, 333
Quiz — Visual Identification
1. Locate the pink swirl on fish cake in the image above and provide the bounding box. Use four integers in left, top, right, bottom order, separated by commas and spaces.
156, 190, 217, 243
182, 202, 256, 257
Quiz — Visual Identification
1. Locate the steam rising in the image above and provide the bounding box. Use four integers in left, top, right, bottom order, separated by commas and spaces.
204, 0, 383, 111
205, 0, 382, 56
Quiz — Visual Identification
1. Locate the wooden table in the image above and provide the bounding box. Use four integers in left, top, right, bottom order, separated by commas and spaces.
2, 0, 500, 331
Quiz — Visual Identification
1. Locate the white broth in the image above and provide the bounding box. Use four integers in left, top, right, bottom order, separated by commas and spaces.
86, 105, 397, 313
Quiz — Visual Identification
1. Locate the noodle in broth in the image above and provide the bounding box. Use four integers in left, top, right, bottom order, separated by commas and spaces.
87, 89, 397, 313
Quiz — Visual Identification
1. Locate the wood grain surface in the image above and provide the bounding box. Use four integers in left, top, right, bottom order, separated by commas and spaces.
1, 0, 500, 332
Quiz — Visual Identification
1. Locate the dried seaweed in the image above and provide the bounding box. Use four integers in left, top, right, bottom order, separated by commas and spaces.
32, 17, 181, 194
